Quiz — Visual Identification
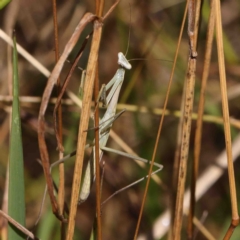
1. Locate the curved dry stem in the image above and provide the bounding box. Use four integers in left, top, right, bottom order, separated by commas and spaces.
38, 12, 96, 220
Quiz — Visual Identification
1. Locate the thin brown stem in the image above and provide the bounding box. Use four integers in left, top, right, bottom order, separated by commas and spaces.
188, 1, 214, 239
172, 0, 197, 238
102, 0, 120, 20
170, 78, 186, 240
0, 210, 37, 240
65, 19, 103, 240
94, 0, 105, 239
169, 2, 194, 237
173, 58, 196, 240
51, 0, 65, 236
215, 0, 239, 238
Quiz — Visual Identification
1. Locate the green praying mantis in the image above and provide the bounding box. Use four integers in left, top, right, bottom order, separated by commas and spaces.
78, 52, 163, 203
47, 52, 164, 205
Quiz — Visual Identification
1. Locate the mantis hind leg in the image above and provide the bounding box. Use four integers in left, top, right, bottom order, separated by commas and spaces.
100, 146, 163, 205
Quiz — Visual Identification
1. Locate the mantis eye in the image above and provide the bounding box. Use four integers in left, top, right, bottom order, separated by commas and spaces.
118, 52, 132, 70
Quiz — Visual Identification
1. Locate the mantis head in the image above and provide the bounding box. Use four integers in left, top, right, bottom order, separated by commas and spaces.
118, 52, 132, 70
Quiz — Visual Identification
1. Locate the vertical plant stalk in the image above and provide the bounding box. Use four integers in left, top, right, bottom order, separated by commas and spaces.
8, 33, 26, 240
215, 0, 239, 238
169, 0, 193, 237
170, 78, 186, 240
94, 1, 104, 239
51, 0, 65, 237
172, 58, 196, 240
188, 0, 215, 238
134, 1, 190, 239
172, 0, 197, 238
66, 20, 103, 240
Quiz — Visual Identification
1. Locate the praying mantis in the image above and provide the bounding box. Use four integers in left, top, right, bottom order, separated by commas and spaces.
38, 51, 164, 212
78, 52, 163, 203
46, 52, 163, 204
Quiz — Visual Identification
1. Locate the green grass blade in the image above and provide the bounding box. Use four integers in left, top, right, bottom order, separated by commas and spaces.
8, 33, 26, 240
0, 0, 11, 9
37, 209, 59, 239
